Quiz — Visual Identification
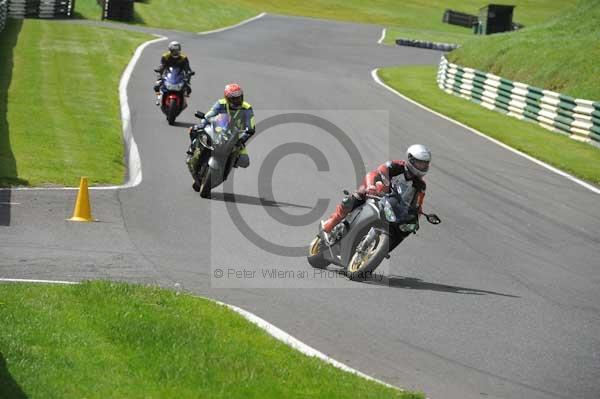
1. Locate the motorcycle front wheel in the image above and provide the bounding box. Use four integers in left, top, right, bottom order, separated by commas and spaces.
199, 167, 212, 198
307, 236, 330, 269
167, 99, 178, 125
346, 230, 389, 281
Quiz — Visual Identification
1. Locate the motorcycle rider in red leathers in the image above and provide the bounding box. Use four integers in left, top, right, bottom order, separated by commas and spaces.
321, 144, 431, 243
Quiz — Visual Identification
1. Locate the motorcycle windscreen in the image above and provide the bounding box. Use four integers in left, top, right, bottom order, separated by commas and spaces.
211, 114, 238, 147
383, 195, 416, 224
213, 113, 230, 131
164, 67, 185, 91
165, 67, 183, 84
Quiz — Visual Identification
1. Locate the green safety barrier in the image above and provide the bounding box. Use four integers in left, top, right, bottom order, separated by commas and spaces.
437, 56, 600, 146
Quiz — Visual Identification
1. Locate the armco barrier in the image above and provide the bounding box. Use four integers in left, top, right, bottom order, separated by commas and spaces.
437, 55, 600, 147
0, 0, 7, 32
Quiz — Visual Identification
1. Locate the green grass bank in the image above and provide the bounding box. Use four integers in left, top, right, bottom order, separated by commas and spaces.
75, 0, 576, 41
0, 281, 422, 399
0, 20, 151, 187
449, 0, 600, 100
378, 66, 600, 184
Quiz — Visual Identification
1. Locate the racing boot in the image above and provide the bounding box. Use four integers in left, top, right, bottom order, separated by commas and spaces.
321, 204, 350, 244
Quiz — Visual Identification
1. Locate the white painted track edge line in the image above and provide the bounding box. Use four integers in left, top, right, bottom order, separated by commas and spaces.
2, 35, 168, 192
377, 28, 386, 44
197, 12, 267, 35
217, 300, 401, 391
0, 278, 78, 284
118, 35, 168, 189
371, 69, 600, 195
0, 277, 401, 391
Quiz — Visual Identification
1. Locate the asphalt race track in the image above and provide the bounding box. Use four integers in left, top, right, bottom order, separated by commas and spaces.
2, 14, 600, 399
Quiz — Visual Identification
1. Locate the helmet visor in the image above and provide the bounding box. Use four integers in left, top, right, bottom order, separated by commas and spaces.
411, 159, 430, 173
228, 95, 243, 108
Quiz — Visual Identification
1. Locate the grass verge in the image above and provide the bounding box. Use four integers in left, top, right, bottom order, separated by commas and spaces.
74, 0, 258, 30
449, 0, 600, 99
0, 19, 151, 187
378, 66, 600, 185
0, 281, 422, 399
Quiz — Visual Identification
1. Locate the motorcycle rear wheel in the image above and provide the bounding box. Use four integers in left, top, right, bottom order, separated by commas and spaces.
346, 230, 389, 281
307, 236, 330, 269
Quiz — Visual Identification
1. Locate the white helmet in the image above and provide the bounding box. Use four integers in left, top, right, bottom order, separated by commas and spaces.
406, 144, 431, 178
168, 41, 181, 57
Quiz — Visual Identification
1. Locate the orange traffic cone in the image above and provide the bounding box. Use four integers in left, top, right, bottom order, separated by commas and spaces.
68, 177, 94, 222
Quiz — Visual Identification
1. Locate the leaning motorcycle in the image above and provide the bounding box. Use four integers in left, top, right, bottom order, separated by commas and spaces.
307, 181, 441, 280
187, 113, 247, 198
158, 67, 194, 125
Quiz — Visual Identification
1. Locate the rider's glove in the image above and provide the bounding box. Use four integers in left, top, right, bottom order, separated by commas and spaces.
366, 185, 378, 195
240, 129, 254, 145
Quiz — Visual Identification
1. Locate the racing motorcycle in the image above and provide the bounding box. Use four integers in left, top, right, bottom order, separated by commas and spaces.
188, 112, 247, 198
158, 67, 194, 125
307, 180, 441, 280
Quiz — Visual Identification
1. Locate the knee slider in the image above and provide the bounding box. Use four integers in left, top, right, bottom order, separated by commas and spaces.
236, 154, 250, 168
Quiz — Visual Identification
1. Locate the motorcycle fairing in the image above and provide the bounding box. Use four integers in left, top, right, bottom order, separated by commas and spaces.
321, 200, 384, 267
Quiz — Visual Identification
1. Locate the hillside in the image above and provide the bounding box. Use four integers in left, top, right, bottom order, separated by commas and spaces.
449, 0, 600, 99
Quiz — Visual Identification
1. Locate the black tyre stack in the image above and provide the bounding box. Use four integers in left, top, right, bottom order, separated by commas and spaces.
6, 0, 75, 18
0, 0, 7, 32
7, 0, 40, 18
97, 0, 133, 21
395, 38, 460, 52
39, 0, 75, 18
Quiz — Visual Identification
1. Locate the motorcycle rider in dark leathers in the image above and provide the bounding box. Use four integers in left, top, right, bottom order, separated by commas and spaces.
153, 41, 194, 105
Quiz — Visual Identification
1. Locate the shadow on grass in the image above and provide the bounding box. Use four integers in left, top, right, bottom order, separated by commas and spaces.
72, 10, 96, 20
1, 19, 27, 225
132, 8, 146, 25
0, 353, 28, 398
71, 0, 102, 20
